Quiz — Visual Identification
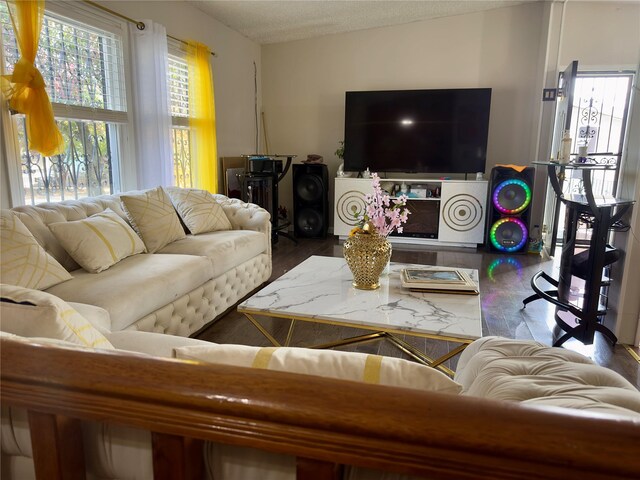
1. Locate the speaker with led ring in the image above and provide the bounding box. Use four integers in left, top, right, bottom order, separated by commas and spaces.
293, 163, 329, 238
486, 166, 534, 253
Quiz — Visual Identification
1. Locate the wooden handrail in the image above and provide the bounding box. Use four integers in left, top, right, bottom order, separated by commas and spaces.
2, 337, 640, 479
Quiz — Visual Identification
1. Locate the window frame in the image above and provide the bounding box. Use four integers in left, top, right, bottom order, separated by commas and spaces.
1, 0, 137, 205
167, 41, 193, 188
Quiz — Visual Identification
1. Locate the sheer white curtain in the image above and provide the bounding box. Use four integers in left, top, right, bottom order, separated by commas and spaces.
128, 20, 173, 189
0, 34, 24, 208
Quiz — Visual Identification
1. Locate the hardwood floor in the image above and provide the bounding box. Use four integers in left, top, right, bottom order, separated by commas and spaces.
196, 236, 640, 387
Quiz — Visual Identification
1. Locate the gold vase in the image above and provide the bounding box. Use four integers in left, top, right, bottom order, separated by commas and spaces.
343, 233, 392, 290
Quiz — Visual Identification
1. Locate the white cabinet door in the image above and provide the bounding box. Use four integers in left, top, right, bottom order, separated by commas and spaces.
334, 178, 371, 236
439, 181, 488, 244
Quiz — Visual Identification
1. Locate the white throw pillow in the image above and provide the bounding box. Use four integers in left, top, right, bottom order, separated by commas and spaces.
173, 344, 462, 394
0, 210, 72, 290
49, 209, 146, 273
120, 187, 186, 253
0, 284, 114, 349
0, 330, 89, 349
165, 187, 232, 234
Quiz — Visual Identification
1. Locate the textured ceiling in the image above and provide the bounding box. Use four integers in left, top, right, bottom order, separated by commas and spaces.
189, 1, 537, 44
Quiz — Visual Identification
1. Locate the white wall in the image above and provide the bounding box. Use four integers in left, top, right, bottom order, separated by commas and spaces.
559, 1, 640, 70
529, 1, 566, 233
610, 62, 640, 343
101, 1, 262, 158
261, 2, 546, 226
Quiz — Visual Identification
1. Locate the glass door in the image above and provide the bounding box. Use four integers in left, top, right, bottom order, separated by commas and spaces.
553, 72, 634, 248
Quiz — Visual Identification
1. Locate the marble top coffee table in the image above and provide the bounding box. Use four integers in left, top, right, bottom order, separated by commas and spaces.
238, 255, 482, 374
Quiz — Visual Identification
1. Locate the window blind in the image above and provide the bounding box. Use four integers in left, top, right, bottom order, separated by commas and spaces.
168, 54, 189, 120
1, 4, 127, 121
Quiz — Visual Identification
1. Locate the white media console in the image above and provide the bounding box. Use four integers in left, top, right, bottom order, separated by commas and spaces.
334, 177, 488, 248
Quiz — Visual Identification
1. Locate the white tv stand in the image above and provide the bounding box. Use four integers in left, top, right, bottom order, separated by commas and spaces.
334, 177, 488, 248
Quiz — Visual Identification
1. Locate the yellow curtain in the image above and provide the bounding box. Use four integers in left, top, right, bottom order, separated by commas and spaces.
0, 0, 64, 156
186, 40, 218, 193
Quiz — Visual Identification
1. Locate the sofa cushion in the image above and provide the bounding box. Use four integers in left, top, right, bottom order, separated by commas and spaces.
454, 336, 640, 418
49, 209, 146, 273
166, 187, 232, 234
0, 285, 113, 349
158, 230, 268, 277
0, 210, 72, 290
120, 187, 186, 253
174, 344, 463, 394
45, 254, 214, 331
107, 330, 215, 358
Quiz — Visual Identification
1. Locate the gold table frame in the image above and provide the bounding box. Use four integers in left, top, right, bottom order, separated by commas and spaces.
239, 307, 474, 377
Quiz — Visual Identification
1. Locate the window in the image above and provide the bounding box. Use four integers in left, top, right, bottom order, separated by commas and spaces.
1, 3, 127, 205
168, 52, 192, 188
567, 73, 633, 195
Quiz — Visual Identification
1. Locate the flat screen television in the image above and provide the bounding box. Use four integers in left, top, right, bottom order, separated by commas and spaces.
343, 88, 491, 174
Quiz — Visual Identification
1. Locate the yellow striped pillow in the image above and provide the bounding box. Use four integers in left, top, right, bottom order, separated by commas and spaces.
120, 187, 186, 253
49, 209, 146, 273
173, 344, 462, 394
0, 284, 114, 349
165, 187, 232, 234
1, 210, 72, 290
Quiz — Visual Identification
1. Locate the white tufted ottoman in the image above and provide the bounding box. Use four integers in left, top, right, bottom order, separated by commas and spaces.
454, 336, 640, 418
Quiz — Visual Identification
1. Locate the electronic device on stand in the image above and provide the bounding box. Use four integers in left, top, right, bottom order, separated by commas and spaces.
241, 154, 297, 244
343, 88, 491, 175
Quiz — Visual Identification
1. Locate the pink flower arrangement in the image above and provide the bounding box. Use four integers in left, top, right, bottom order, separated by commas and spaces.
357, 173, 410, 237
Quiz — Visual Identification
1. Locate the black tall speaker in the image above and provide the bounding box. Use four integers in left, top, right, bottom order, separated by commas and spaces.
486, 166, 534, 253
293, 164, 329, 238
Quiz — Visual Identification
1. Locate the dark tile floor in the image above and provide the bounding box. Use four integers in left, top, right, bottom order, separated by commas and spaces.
197, 236, 639, 387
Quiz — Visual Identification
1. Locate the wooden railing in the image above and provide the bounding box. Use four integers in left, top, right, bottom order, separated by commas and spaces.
2, 337, 640, 480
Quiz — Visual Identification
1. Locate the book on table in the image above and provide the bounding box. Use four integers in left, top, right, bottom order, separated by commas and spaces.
401, 267, 479, 295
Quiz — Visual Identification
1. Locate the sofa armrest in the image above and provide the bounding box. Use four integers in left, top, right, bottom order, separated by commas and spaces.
213, 196, 271, 234
454, 336, 640, 419
4, 337, 640, 480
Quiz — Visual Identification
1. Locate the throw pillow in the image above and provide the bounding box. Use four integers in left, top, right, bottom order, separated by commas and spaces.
49, 209, 146, 273
0, 210, 72, 290
120, 187, 186, 253
173, 344, 462, 394
0, 330, 92, 350
0, 284, 114, 349
165, 187, 232, 234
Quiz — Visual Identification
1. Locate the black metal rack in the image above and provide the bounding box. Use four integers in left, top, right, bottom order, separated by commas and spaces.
524, 163, 634, 346
241, 154, 297, 244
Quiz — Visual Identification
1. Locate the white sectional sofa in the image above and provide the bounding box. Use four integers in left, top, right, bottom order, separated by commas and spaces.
5, 187, 272, 336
